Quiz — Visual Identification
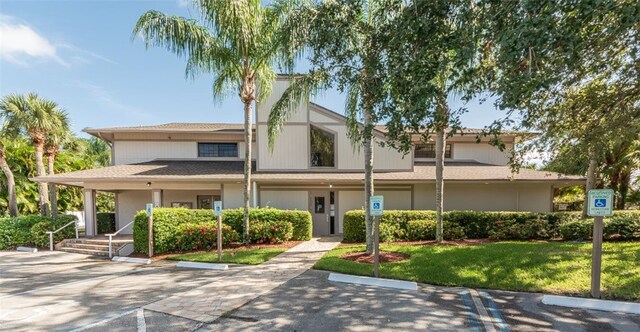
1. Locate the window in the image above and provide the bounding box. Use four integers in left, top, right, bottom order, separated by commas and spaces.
310, 126, 335, 167
414, 143, 452, 158
198, 143, 238, 157
197, 195, 221, 209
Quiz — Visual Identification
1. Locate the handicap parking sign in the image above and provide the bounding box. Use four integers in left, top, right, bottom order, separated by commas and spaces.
588, 189, 614, 217
214, 201, 222, 217
370, 195, 384, 216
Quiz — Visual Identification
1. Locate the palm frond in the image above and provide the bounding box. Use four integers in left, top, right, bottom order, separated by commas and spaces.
267, 72, 325, 151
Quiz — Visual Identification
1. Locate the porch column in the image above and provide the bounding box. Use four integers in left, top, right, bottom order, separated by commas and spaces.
152, 189, 162, 208
252, 181, 258, 207
83, 189, 97, 236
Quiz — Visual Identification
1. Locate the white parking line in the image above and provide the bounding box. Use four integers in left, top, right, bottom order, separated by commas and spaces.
469, 289, 497, 332
68, 308, 139, 332
136, 308, 146, 332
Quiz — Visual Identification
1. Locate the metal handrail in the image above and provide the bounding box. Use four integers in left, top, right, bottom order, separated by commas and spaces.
47, 220, 79, 251
105, 220, 135, 258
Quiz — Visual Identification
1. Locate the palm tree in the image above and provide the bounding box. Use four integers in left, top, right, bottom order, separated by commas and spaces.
268, 1, 387, 254
133, 0, 302, 243
0, 93, 67, 216
44, 110, 71, 217
0, 139, 18, 217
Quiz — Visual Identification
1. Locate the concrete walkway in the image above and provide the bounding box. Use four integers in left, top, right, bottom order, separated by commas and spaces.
143, 237, 342, 323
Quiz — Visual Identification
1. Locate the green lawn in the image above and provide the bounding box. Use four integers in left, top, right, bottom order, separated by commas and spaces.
167, 247, 287, 265
314, 242, 640, 301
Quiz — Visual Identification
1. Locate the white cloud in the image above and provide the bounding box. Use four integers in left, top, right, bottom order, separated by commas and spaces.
0, 15, 65, 66
0, 15, 114, 67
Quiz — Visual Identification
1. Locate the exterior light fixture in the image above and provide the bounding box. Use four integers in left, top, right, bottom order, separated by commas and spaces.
147, 182, 152, 187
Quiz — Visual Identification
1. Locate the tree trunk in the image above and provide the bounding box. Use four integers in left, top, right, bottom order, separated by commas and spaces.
363, 107, 375, 255
242, 99, 252, 244
34, 142, 50, 216
617, 168, 631, 210
0, 143, 18, 217
435, 126, 445, 243
583, 147, 598, 217
48, 154, 58, 217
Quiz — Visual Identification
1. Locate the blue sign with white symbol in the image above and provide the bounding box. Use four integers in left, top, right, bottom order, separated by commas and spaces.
146, 203, 153, 217
588, 189, 614, 217
370, 195, 384, 216
214, 201, 222, 217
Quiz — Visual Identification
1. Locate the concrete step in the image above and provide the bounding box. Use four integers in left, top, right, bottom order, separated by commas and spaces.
59, 247, 113, 256
63, 243, 114, 251
64, 238, 133, 246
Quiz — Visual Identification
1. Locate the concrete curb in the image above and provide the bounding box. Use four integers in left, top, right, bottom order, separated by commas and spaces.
112, 256, 150, 264
542, 295, 640, 314
328, 273, 417, 291
175, 261, 229, 270
16, 247, 37, 253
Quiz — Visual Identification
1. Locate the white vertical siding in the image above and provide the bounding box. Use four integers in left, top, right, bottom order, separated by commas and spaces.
411, 182, 553, 212
223, 183, 244, 208
257, 125, 309, 170
337, 191, 364, 234
376, 191, 412, 210
238, 142, 257, 159
113, 141, 196, 165
452, 143, 512, 165
256, 79, 307, 123
260, 190, 309, 210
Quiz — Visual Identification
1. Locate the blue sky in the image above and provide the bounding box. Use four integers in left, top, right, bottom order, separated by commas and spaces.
0, 0, 506, 138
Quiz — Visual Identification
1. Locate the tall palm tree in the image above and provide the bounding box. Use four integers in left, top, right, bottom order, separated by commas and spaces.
0, 139, 18, 217
268, 1, 387, 254
133, 0, 302, 243
44, 110, 71, 217
0, 93, 67, 216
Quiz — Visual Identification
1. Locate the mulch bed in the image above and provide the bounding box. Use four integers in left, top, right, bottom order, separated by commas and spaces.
128, 240, 303, 261
341, 251, 410, 264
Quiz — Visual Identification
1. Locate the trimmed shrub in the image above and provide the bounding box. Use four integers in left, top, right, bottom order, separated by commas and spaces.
223, 208, 312, 241
175, 223, 240, 251
604, 216, 640, 240
31, 215, 77, 247
487, 216, 549, 240
342, 209, 640, 242
248, 220, 293, 244
0, 214, 77, 249
406, 219, 436, 241
133, 207, 308, 254
97, 213, 116, 234
559, 219, 593, 241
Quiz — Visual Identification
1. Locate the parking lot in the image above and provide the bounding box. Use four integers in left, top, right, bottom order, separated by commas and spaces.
1, 250, 639, 332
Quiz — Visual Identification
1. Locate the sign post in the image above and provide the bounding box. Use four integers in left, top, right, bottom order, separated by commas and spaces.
214, 201, 223, 262
370, 195, 384, 278
146, 203, 154, 258
587, 189, 614, 298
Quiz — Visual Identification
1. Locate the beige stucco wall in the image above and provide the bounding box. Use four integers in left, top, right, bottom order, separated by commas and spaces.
116, 190, 150, 234
413, 182, 553, 212
260, 190, 309, 210
222, 183, 244, 209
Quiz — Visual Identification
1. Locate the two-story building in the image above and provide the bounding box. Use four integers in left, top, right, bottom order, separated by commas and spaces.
35, 78, 583, 237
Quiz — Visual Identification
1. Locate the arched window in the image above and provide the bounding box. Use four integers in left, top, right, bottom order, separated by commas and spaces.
310, 125, 335, 167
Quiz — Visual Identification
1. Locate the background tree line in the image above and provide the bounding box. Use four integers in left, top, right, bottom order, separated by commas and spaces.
0, 93, 113, 217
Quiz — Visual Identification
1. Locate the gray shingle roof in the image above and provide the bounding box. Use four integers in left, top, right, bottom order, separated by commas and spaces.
84, 123, 252, 134
35, 160, 584, 184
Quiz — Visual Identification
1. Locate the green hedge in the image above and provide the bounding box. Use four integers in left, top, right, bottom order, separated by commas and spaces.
97, 213, 116, 234
133, 207, 311, 255
343, 209, 640, 242
0, 214, 77, 249
222, 208, 312, 241
175, 223, 240, 251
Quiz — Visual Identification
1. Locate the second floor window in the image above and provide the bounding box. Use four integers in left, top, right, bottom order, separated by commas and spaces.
310, 125, 335, 167
414, 143, 452, 159
198, 143, 238, 157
